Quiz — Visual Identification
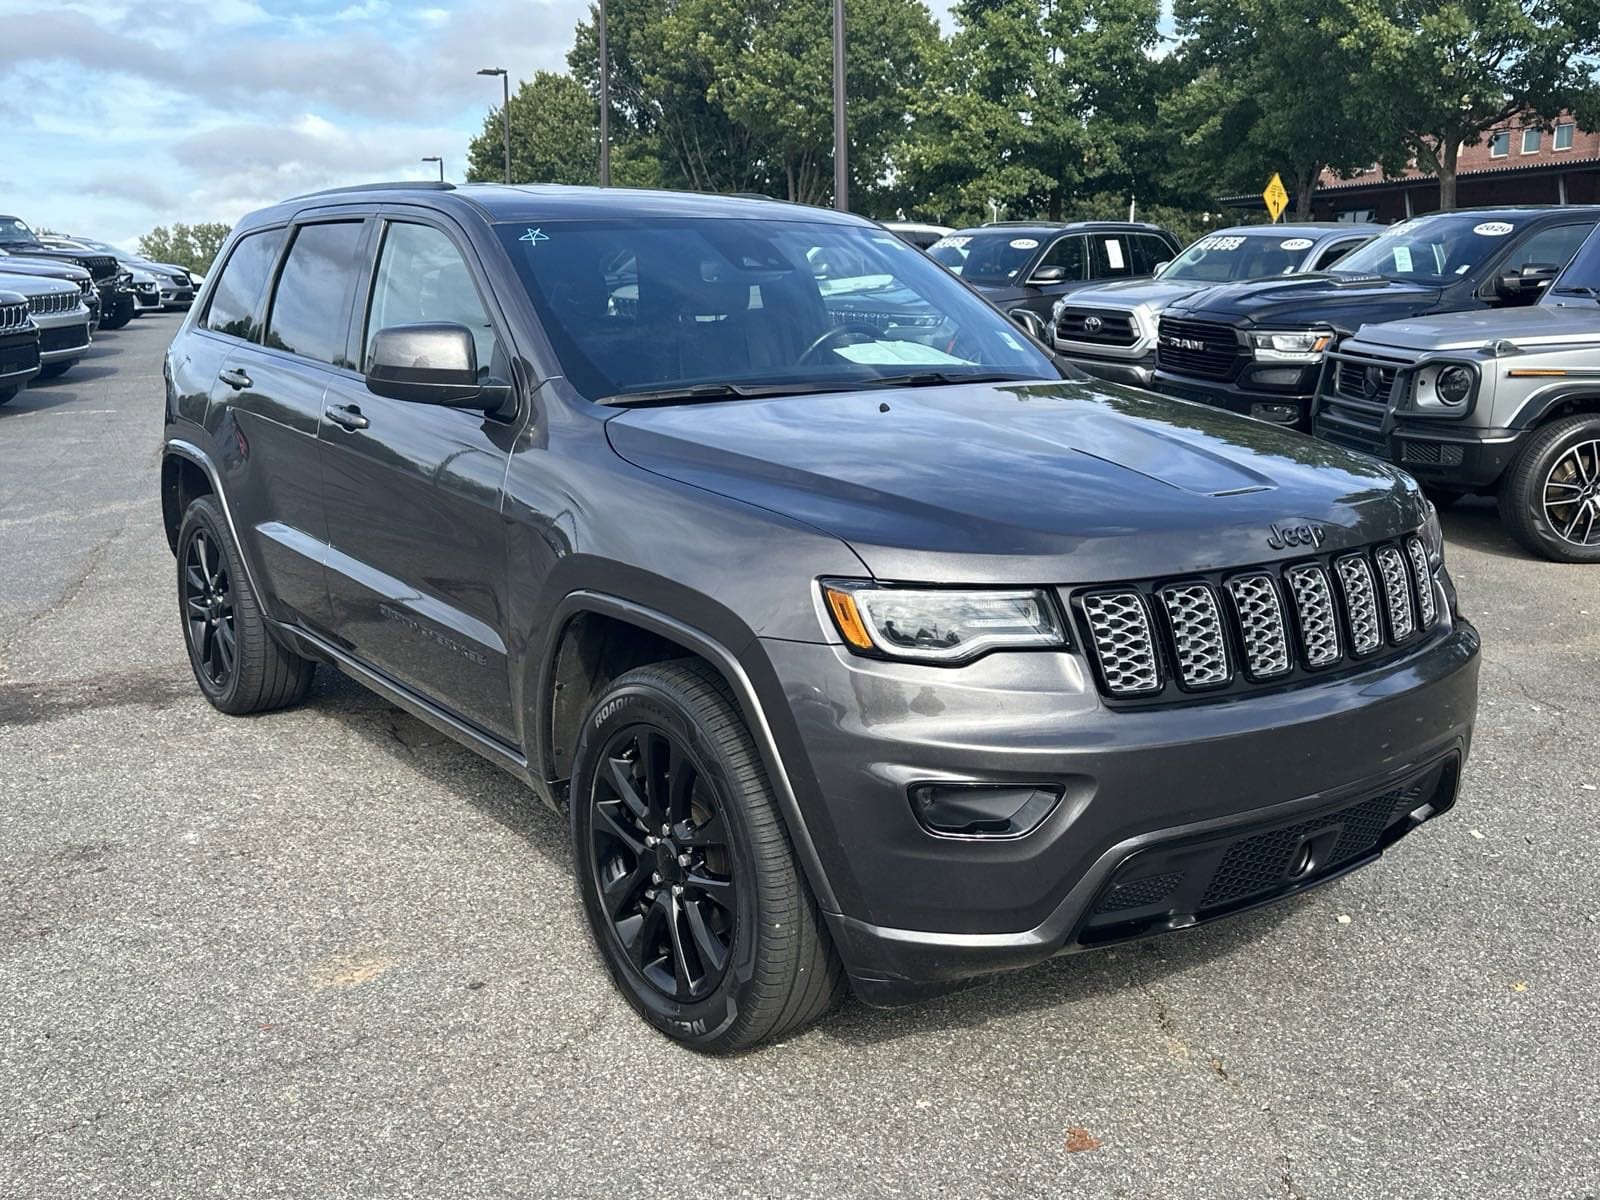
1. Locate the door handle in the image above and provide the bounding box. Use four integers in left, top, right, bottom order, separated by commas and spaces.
218, 367, 252, 390
325, 403, 369, 432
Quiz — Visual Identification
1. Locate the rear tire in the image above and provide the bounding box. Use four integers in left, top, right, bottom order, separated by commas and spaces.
176, 496, 316, 714
1498, 415, 1600, 563
571, 659, 844, 1052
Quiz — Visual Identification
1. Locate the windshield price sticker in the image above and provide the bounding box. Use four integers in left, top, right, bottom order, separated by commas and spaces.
1009, 238, 1039, 250
1473, 222, 1514, 237
1196, 235, 1247, 252
1393, 247, 1414, 272
1280, 238, 1313, 251
931, 236, 971, 250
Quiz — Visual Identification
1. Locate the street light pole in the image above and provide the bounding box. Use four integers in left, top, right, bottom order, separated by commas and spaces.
832, 0, 847, 212
478, 67, 511, 184
421, 155, 443, 182
598, 0, 611, 187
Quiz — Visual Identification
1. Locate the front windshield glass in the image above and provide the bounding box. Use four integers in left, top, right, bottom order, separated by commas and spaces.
926, 231, 1044, 285
1160, 231, 1310, 282
0, 217, 39, 248
1543, 226, 1600, 305
1335, 212, 1528, 283
495, 217, 1057, 401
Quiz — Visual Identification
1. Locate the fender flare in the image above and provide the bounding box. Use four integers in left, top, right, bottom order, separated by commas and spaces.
1507, 381, 1600, 431
163, 438, 268, 605
538, 589, 842, 915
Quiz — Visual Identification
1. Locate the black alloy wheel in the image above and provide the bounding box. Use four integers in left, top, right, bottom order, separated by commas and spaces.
181, 525, 236, 688
589, 724, 737, 1002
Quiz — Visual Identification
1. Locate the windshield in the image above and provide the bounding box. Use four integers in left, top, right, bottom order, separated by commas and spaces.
926, 231, 1044, 285
0, 217, 40, 248
495, 217, 1057, 402
1543, 226, 1600, 305
1335, 213, 1530, 283
1160, 232, 1311, 282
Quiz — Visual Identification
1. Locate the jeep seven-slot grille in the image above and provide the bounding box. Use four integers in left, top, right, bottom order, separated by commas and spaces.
1156, 316, 1243, 379
1055, 307, 1138, 347
1071, 536, 1439, 703
0, 301, 30, 332
25, 291, 79, 316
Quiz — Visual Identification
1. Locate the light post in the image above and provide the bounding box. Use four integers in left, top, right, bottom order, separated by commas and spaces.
832, 0, 847, 211
598, 0, 610, 186
421, 155, 443, 182
477, 67, 511, 184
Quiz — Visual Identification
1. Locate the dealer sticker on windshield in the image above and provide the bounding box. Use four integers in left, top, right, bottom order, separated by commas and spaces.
1195, 235, 1246, 252
930, 236, 971, 250
1280, 238, 1313, 251
1009, 238, 1039, 250
1473, 221, 1514, 237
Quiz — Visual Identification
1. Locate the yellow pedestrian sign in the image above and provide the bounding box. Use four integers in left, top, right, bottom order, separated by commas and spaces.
1263, 173, 1290, 222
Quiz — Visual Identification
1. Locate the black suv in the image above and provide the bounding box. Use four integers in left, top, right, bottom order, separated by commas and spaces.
1154, 207, 1600, 430
162, 184, 1479, 1051
0, 214, 135, 329
0, 290, 41, 405
927, 221, 1180, 339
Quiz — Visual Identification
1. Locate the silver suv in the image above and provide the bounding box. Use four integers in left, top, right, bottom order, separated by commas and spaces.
1314, 225, 1600, 562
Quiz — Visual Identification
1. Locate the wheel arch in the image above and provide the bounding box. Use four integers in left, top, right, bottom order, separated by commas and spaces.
536, 590, 843, 915
1508, 385, 1600, 432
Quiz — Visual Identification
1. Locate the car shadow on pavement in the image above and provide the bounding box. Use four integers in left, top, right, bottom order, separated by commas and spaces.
28, 363, 119, 387
0, 386, 91, 417
1438, 497, 1528, 561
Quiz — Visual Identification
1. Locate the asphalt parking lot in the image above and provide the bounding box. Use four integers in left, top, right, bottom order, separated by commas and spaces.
1, 313, 1597, 1199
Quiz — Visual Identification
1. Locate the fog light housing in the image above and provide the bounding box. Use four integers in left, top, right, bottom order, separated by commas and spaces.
908, 782, 1062, 838
1249, 368, 1303, 388
1250, 402, 1301, 424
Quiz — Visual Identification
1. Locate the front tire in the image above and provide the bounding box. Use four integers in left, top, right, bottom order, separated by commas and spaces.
571, 660, 844, 1052
0, 385, 16, 407
37, 360, 76, 381
176, 496, 316, 713
1499, 415, 1600, 562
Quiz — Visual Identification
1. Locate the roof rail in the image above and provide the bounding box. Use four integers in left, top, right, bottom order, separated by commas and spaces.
291, 181, 457, 200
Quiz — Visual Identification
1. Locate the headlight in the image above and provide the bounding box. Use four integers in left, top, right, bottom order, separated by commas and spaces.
821, 581, 1066, 664
1411, 361, 1478, 414
1248, 330, 1332, 363
1420, 498, 1444, 565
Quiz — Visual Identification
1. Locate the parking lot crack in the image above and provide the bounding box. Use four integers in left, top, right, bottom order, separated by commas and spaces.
0, 515, 129, 681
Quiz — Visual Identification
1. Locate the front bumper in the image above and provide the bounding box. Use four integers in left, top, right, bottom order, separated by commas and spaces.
33, 311, 93, 362
1153, 365, 1322, 429
132, 284, 161, 311
762, 618, 1479, 1004
1064, 352, 1156, 388
1314, 413, 1522, 490
0, 329, 41, 388
160, 285, 195, 308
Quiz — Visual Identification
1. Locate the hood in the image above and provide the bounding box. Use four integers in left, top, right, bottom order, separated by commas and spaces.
1061, 277, 1210, 312
1172, 273, 1441, 330
605, 379, 1424, 584
968, 282, 1035, 305
0, 257, 91, 283
1351, 306, 1600, 353
0, 272, 78, 297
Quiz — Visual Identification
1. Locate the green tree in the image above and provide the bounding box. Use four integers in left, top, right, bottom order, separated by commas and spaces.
137, 222, 233, 274
465, 69, 659, 187
1165, 0, 1389, 219
903, 0, 1177, 226
1341, 0, 1600, 209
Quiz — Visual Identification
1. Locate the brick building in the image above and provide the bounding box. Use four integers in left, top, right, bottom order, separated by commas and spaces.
1225, 114, 1600, 223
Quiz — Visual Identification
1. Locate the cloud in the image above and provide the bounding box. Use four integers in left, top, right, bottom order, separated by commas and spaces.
82, 170, 182, 214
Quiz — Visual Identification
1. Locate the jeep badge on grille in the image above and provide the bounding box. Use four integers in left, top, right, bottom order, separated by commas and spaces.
1267, 522, 1327, 550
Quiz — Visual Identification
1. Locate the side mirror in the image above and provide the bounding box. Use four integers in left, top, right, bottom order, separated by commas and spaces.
1008, 308, 1048, 342
1027, 264, 1068, 286
1496, 264, 1558, 302
1153, 260, 1171, 274
366, 323, 490, 406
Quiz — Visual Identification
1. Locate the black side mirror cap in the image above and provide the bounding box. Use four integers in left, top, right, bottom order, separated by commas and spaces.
1496, 264, 1558, 301
1028, 265, 1068, 285
366, 322, 493, 407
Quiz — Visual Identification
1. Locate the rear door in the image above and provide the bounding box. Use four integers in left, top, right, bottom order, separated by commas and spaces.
189, 223, 337, 631
318, 211, 521, 742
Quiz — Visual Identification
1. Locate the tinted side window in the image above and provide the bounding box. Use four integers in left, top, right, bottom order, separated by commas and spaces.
365, 222, 500, 378
1314, 239, 1365, 271
264, 222, 365, 368
1129, 235, 1170, 274
1506, 223, 1596, 274
1040, 236, 1086, 279
203, 228, 285, 341
1090, 234, 1134, 279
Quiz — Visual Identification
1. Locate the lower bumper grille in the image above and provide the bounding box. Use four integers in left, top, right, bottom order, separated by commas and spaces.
0, 337, 41, 376
1080, 755, 1458, 940
40, 326, 90, 354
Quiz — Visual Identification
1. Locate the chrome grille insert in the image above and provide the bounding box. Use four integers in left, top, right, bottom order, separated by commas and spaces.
1285, 564, 1341, 666
1081, 591, 1161, 696
1405, 537, 1436, 628
1335, 554, 1382, 655
1158, 583, 1230, 688
1374, 546, 1415, 641
1225, 573, 1291, 679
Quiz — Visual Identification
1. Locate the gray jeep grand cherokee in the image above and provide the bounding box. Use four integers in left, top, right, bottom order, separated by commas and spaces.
161, 184, 1480, 1051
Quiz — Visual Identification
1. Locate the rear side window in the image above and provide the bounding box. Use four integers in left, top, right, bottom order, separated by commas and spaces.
1039, 236, 1086, 279
264, 221, 365, 368
1129, 235, 1170, 274
203, 228, 285, 341
1090, 234, 1134, 279
1314, 239, 1365, 271
364, 222, 501, 379
1505, 223, 1596, 275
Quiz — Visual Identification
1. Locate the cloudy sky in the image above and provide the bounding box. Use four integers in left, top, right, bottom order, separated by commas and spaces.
1, 0, 960, 250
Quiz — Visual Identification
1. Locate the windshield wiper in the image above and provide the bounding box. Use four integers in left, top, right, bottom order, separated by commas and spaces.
855, 371, 1039, 389
597, 381, 849, 407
